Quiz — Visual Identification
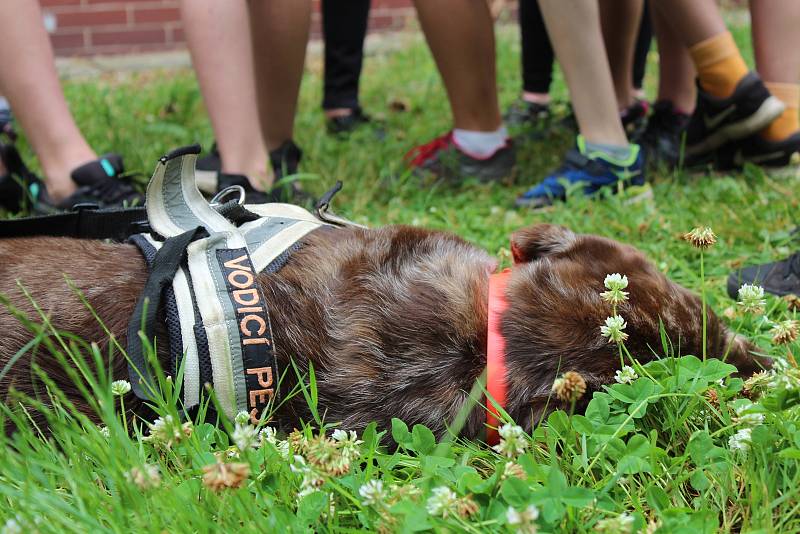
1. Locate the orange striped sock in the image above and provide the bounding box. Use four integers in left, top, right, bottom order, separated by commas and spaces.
760, 82, 800, 142
688, 32, 749, 99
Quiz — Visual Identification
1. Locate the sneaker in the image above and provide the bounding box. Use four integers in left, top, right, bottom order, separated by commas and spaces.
635, 100, 690, 169
727, 252, 800, 299
326, 107, 373, 135
515, 136, 645, 209
503, 99, 551, 129
217, 173, 276, 205
0, 143, 48, 213
620, 99, 650, 138
196, 143, 221, 194
268, 139, 311, 204
404, 131, 515, 182
685, 72, 785, 157
58, 154, 142, 209
689, 130, 800, 171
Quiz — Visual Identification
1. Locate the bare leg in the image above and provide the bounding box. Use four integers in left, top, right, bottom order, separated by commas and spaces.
650, 0, 726, 48
751, 0, 800, 84
0, 1, 96, 201
247, 0, 311, 153
413, 0, 501, 131
599, 0, 644, 110
538, 0, 628, 145
181, 0, 269, 188
651, 2, 696, 113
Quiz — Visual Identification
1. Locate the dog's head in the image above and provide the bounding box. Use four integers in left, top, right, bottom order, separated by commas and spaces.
498, 224, 763, 426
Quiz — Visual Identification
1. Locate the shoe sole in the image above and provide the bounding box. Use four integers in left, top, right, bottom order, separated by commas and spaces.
687, 96, 785, 156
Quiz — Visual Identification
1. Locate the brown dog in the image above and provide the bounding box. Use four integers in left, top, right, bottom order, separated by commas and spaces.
0, 223, 762, 438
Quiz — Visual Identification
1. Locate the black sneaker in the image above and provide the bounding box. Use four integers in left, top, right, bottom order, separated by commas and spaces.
690, 130, 800, 171
217, 173, 276, 205
196, 143, 221, 194
635, 100, 690, 169
268, 139, 310, 204
58, 154, 143, 209
727, 252, 800, 299
0, 143, 48, 213
326, 107, 372, 135
503, 99, 551, 129
685, 72, 785, 157
620, 99, 649, 138
404, 131, 516, 183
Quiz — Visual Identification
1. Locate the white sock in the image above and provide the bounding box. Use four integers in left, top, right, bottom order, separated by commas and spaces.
452, 126, 508, 158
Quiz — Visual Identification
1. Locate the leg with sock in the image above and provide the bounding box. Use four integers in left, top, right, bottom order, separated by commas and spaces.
0, 1, 140, 212
653, 0, 784, 158
321, 0, 372, 135
516, 0, 645, 209
405, 0, 514, 182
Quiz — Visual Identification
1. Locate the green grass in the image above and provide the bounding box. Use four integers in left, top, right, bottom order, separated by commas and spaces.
3, 24, 800, 533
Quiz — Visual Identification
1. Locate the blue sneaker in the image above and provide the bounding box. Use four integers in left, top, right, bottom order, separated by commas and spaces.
515, 136, 645, 209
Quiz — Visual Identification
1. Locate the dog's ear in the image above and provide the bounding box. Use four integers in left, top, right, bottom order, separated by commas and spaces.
510, 224, 577, 263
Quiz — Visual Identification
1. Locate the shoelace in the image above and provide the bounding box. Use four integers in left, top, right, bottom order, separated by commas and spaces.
403, 131, 454, 167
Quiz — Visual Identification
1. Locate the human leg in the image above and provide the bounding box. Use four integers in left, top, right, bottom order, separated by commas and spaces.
0, 1, 95, 201
181, 0, 269, 189
599, 0, 643, 111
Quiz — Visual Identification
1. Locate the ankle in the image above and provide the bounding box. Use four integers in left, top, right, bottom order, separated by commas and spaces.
41, 149, 96, 202
452, 126, 509, 158
522, 92, 550, 106
324, 108, 354, 119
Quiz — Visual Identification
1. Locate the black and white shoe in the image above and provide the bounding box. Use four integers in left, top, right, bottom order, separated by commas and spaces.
689, 130, 800, 171
686, 72, 785, 157
635, 100, 690, 169
58, 154, 143, 209
728, 252, 800, 299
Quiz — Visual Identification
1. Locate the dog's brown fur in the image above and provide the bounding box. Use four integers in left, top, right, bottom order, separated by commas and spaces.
0, 223, 762, 438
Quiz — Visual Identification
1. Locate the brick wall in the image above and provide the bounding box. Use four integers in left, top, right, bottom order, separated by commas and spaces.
41, 0, 416, 57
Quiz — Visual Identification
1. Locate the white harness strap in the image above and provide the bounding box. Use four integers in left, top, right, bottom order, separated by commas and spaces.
131, 147, 328, 421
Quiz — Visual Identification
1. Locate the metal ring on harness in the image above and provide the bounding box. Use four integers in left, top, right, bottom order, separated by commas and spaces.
209, 185, 246, 208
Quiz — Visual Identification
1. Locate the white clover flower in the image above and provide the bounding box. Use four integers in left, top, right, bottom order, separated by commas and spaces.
426, 486, 459, 518
291, 455, 324, 499
331, 428, 363, 463
359, 479, 387, 507
124, 463, 161, 490
614, 365, 638, 384
506, 505, 539, 533
260, 427, 290, 458
99, 426, 110, 438
683, 227, 717, 249
729, 428, 752, 453
737, 284, 766, 315
771, 320, 799, 345
1, 518, 22, 534
234, 411, 251, 426
600, 315, 629, 344
492, 423, 529, 459
143, 415, 192, 448
734, 403, 765, 427
595, 513, 635, 533
232, 423, 259, 452
601, 274, 629, 305
111, 380, 131, 396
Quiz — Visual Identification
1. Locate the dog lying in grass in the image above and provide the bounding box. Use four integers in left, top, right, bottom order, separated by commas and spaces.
0, 223, 765, 437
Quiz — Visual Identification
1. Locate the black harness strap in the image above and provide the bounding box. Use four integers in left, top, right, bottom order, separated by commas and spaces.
0, 205, 148, 242
126, 226, 207, 400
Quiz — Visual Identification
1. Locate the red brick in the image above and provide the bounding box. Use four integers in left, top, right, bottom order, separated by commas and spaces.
56, 9, 128, 28
41, 0, 82, 6
50, 31, 86, 50
91, 28, 166, 46
133, 7, 181, 24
